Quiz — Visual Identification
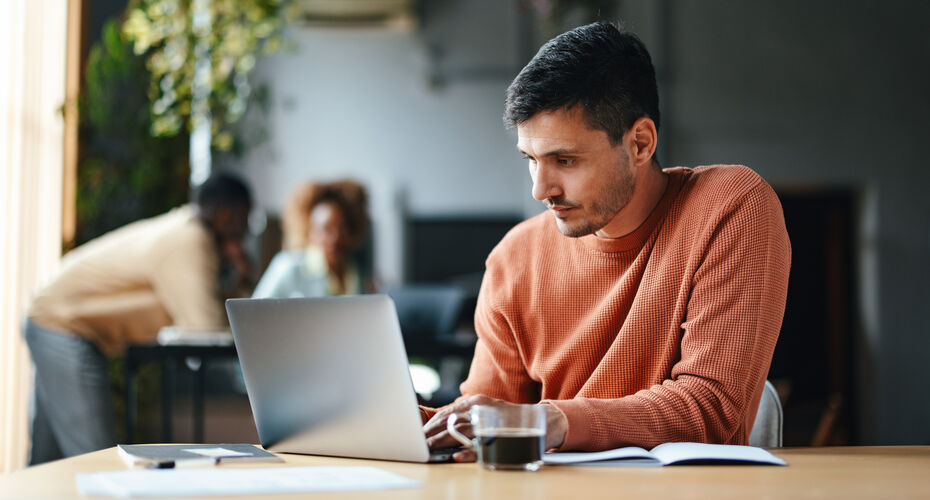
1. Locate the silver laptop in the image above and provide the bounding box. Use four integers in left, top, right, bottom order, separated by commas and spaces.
226, 295, 453, 463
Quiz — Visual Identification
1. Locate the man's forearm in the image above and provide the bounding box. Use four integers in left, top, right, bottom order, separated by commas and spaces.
545, 375, 761, 451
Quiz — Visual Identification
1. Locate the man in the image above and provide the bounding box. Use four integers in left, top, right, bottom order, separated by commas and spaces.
23, 172, 252, 465
423, 22, 791, 460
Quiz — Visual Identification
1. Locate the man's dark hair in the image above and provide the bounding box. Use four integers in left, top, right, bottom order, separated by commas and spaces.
504, 21, 660, 144
195, 172, 252, 210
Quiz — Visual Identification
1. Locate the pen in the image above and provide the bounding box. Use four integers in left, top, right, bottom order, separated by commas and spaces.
145, 457, 218, 469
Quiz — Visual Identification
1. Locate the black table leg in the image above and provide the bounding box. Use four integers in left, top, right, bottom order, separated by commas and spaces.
162, 357, 175, 442
125, 356, 136, 444
124, 344, 236, 444
193, 357, 205, 443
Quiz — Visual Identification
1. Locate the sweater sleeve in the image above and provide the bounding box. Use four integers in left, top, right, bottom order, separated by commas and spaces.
149, 225, 227, 330
457, 273, 543, 404
417, 282, 543, 423
548, 182, 791, 451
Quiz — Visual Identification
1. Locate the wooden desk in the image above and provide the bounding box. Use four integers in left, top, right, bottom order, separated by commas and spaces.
2, 446, 928, 499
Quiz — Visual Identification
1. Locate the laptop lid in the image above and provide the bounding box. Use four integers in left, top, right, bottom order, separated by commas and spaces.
226, 295, 430, 463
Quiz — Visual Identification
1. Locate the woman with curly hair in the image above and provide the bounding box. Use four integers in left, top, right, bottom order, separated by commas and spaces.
253, 180, 370, 298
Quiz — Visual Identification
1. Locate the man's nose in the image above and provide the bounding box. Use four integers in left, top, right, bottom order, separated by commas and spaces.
531, 166, 561, 201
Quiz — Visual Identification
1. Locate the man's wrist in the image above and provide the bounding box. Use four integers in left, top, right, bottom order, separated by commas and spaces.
541, 402, 567, 450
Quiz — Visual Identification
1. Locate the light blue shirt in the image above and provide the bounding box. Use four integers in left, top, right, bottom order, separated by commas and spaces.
252, 247, 361, 298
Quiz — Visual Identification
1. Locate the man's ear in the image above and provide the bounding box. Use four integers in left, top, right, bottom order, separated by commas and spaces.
625, 117, 658, 167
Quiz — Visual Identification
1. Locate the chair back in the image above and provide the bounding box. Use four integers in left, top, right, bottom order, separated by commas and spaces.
749, 380, 783, 448
382, 285, 465, 340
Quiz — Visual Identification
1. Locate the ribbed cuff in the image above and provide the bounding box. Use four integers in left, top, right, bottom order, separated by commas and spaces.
418, 405, 437, 425
543, 399, 592, 451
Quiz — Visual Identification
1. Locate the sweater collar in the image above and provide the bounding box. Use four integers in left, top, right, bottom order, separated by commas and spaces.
579, 167, 688, 254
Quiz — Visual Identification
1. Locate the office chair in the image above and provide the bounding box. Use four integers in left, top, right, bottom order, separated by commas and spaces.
382, 284, 465, 340
382, 284, 468, 405
749, 380, 783, 448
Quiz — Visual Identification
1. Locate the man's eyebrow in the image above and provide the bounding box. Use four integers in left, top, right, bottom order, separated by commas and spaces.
517, 147, 580, 157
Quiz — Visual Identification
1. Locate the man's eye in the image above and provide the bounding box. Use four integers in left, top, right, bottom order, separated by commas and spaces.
522, 154, 536, 164
558, 158, 575, 166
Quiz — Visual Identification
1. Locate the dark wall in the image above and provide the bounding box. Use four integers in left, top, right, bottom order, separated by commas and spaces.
619, 0, 930, 444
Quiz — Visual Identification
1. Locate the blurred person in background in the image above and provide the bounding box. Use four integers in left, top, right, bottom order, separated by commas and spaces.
253, 180, 371, 298
23, 172, 253, 465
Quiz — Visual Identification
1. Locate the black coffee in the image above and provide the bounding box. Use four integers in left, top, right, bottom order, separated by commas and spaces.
475, 428, 544, 468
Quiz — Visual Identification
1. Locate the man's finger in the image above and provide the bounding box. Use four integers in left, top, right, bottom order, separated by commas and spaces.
423, 407, 458, 437
452, 449, 477, 463
423, 410, 457, 439
426, 421, 473, 450
426, 395, 480, 425
425, 429, 459, 450
423, 394, 492, 438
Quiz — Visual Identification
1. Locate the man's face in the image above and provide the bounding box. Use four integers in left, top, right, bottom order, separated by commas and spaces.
214, 204, 251, 243
309, 201, 349, 266
517, 106, 634, 237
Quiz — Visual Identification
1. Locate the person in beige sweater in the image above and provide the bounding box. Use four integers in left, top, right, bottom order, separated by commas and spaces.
24, 173, 252, 465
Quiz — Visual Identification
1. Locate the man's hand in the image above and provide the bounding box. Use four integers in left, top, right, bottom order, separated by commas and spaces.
220, 240, 255, 295
423, 394, 568, 462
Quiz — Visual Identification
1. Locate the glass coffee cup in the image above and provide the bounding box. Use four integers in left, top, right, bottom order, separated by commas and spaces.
446, 404, 546, 471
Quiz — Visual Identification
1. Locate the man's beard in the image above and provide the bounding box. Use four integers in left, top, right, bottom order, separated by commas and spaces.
549, 163, 634, 238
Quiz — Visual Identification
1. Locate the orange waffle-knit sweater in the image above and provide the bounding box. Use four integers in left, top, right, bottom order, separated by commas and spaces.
424, 165, 791, 451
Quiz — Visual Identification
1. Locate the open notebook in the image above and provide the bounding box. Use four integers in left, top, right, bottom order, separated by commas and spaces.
117, 444, 282, 468
544, 442, 786, 466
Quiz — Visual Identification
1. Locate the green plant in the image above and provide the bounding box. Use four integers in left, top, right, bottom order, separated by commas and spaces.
122, 0, 298, 151
76, 19, 190, 245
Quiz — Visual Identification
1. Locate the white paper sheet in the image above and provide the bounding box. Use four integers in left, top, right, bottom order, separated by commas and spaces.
76, 466, 420, 497
156, 327, 233, 346
183, 447, 251, 458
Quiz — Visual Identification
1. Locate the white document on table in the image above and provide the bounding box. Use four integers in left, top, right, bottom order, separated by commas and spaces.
156, 326, 234, 346
76, 466, 420, 497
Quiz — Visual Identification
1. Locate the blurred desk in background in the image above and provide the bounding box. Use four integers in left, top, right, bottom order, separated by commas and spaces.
124, 329, 236, 444
124, 328, 477, 443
